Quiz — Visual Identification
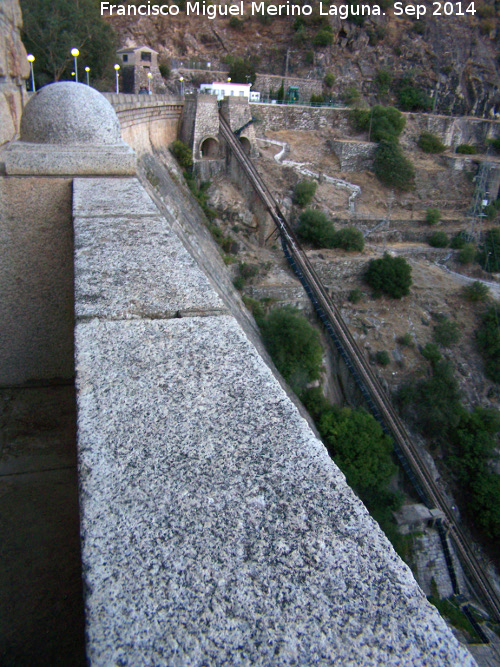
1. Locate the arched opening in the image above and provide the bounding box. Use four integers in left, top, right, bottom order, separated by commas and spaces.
239, 136, 251, 155
200, 137, 219, 159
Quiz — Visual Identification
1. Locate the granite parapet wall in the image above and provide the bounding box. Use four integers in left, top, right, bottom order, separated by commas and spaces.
73, 176, 475, 666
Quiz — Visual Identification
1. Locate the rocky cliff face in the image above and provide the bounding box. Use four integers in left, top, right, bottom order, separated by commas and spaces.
0, 0, 29, 146
109, 4, 500, 117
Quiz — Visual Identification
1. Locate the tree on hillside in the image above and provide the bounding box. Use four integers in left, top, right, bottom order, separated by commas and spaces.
350, 105, 405, 143
297, 208, 336, 248
373, 140, 415, 191
364, 253, 412, 298
259, 307, 323, 397
318, 406, 396, 496
227, 57, 256, 85
20, 0, 117, 85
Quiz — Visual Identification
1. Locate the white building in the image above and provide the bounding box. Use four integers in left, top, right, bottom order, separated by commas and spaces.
199, 82, 253, 101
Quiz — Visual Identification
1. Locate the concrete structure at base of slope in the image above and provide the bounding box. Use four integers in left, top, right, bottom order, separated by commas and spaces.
0, 78, 478, 665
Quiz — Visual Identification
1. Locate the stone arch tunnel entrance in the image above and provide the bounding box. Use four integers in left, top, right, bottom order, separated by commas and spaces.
239, 136, 251, 155
200, 137, 219, 159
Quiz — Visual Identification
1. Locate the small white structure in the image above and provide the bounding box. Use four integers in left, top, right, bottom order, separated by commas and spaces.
250, 91, 261, 103
199, 82, 252, 101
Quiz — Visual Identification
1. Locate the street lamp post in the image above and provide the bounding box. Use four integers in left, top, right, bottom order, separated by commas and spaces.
179, 76, 184, 96
114, 64, 120, 93
71, 48, 79, 82
147, 71, 152, 94
27, 54, 35, 92
85, 66, 90, 86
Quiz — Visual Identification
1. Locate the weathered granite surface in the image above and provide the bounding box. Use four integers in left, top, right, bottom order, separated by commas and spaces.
21, 82, 122, 145
74, 176, 475, 665
3, 83, 136, 176
74, 178, 226, 319
3, 142, 136, 176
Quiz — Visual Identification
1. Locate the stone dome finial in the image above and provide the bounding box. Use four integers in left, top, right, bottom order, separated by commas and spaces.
20, 82, 122, 145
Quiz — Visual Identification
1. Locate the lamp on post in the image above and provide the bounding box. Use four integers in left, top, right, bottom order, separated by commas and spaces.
179, 76, 184, 96
147, 71, 152, 94
114, 64, 120, 93
27, 54, 36, 92
85, 66, 90, 85
71, 48, 79, 82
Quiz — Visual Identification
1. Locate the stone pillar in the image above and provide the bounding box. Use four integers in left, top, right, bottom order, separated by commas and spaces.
0, 82, 135, 386
0, 0, 30, 146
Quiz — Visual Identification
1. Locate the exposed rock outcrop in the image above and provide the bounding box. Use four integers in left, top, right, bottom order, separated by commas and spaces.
0, 0, 29, 146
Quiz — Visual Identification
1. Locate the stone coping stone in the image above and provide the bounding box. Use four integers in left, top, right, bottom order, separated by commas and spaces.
73, 177, 159, 218
75, 315, 474, 666
73, 181, 225, 318
2, 142, 136, 176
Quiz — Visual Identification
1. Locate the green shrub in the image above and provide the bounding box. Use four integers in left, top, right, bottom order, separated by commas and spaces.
293, 180, 317, 206
483, 200, 500, 220
425, 207, 441, 225
341, 86, 361, 106
373, 140, 415, 191
313, 28, 333, 47
305, 50, 314, 65
348, 288, 364, 303
255, 3, 273, 24
229, 16, 244, 28
397, 82, 432, 111
469, 473, 500, 542
418, 131, 446, 153
478, 228, 500, 272
239, 262, 259, 280
317, 406, 396, 496
462, 281, 490, 302
397, 360, 463, 438
421, 342, 442, 365
458, 243, 476, 264
324, 71, 335, 88
367, 25, 386, 46
350, 106, 405, 143
158, 61, 170, 79
456, 144, 477, 154
428, 231, 449, 248
242, 295, 265, 320
259, 307, 323, 396
448, 407, 500, 481
476, 306, 500, 382
398, 332, 414, 347
170, 140, 193, 169
233, 275, 245, 290
375, 68, 393, 95
450, 232, 468, 249
412, 19, 426, 34
310, 93, 324, 106
228, 57, 256, 85
293, 26, 307, 45
365, 253, 413, 298
297, 208, 336, 248
376, 350, 391, 366
333, 227, 364, 252
477, 2, 495, 17
433, 319, 461, 347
